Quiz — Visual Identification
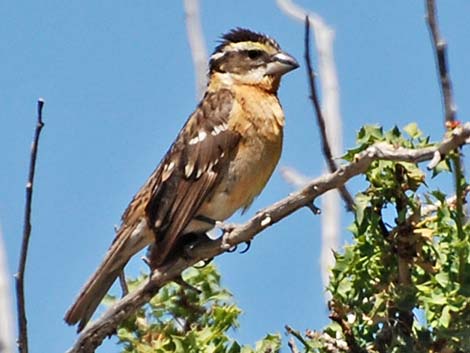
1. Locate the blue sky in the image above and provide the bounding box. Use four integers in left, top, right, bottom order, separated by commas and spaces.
1, 1, 469, 352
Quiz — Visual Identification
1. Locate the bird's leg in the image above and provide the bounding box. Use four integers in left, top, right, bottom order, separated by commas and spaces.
174, 275, 202, 294
194, 216, 241, 252
181, 232, 214, 265
194, 216, 251, 254
118, 270, 129, 297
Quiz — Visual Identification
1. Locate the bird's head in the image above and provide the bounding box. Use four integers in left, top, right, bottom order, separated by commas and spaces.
208, 28, 299, 92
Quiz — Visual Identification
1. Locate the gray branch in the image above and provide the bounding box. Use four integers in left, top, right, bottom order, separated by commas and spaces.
66, 123, 470, 353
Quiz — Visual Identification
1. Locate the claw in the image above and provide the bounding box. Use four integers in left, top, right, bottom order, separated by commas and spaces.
239, 241, 251, 254
226, 245, 238, 253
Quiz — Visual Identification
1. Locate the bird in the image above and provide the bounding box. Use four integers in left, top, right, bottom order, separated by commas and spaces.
64, 28, 298, 332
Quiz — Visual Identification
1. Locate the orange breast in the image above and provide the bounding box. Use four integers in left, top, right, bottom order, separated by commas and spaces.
196, 85, 284, 222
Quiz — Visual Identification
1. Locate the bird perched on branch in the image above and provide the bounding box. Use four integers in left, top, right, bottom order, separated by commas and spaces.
65, 28, 298, 332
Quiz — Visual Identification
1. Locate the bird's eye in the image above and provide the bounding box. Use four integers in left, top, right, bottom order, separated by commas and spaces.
247, 50, 263, 60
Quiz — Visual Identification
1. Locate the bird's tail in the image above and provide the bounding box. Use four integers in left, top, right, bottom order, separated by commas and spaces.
64, 219, 152, 332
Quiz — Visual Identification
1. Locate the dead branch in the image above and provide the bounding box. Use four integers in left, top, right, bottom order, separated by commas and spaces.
66, 123, 470, 353
304, 17, 354, 211
278, 0, 349, 301
425, 0, 466, 283
425, 0, 456, 123
15, 99, 45, 353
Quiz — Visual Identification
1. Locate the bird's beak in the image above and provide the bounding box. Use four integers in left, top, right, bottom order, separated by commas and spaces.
266, 51, 299, 75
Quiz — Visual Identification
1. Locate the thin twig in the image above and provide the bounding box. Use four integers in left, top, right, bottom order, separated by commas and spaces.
286, 325, 312, 352
15, 99, 45, 353
425, 0, 456, 123
118, 271, 129, 297
425, 0, 466, 283
304, 17, 354, 212
66, 124, 470, 353
278, 0, 345, 299
288, 338, 300, 353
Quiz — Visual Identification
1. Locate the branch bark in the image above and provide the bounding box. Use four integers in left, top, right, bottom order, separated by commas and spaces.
15, 99, 45, 353
425, 0, 456, 124
67, 123, 470, 353
425, 0, 466, 284
277, 0, 349, 301
304, 17, 354, 211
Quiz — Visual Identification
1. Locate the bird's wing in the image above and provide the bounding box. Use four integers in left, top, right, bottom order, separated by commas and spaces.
122, 88, 241, 266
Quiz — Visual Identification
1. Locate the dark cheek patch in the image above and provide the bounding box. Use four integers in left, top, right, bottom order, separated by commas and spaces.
211, 51, 259, 74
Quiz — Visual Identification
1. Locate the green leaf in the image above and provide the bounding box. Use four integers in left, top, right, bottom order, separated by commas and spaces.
403, 123, 422, 139
439, 306, 451, 328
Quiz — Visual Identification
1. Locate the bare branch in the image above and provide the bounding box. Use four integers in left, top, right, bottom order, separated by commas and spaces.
425, 0, 456, 123
66, 123, 470, 353
118, 271, 129, 298
278, 0, 350, 301
15, 99, 45, 353
286, 325, 311, 352
425, 0, 467, 283
306, 330, 348, 353
0, 227, 14, 353
304, 17, 354, 212
183, 0, 208, 100
287, 338, 300, 353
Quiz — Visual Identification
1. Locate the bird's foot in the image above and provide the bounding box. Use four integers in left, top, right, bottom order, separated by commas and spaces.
215, 220, 238, 234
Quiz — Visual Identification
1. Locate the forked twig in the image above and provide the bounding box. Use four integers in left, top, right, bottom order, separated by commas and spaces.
304, 17, 354, 212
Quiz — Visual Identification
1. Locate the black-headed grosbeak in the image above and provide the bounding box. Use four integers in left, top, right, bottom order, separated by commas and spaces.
65, 28, 298, 331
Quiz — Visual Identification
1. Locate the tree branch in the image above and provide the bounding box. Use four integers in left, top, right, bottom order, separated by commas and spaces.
304, 17, 354, 212
425, 0, 466, 284
15, 99, 45, 353
425, 0, 456, 123
278, 0, 350, 301
66, 123, 470, 353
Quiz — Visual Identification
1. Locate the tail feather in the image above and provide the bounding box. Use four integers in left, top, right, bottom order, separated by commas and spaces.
64, 219, 152, 332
